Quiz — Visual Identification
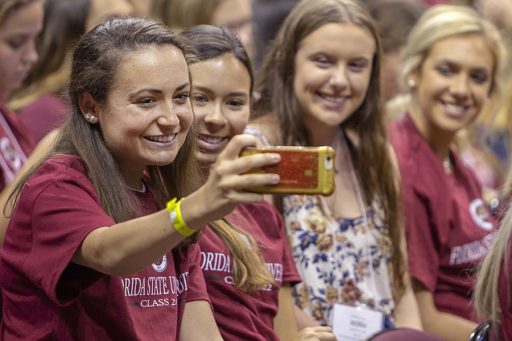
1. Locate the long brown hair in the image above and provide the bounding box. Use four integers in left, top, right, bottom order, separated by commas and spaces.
253, 0, 405, 296
180, 25, 273, 292
6, 18, 200, 223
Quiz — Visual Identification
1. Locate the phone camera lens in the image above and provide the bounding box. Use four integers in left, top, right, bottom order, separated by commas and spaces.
325, 156, 333, 170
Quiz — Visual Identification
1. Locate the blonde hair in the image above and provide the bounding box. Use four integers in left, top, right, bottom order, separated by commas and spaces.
474, 202, 511, 325
401, 4, 506, 104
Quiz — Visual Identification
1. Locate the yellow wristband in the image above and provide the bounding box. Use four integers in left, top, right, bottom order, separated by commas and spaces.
166, 198, 195, 237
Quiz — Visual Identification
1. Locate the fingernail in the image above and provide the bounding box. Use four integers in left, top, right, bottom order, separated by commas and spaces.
272, 174, 280, 183
271, 153, 281, 162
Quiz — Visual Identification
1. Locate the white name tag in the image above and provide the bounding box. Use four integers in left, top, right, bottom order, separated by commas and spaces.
332, 303, 385, 341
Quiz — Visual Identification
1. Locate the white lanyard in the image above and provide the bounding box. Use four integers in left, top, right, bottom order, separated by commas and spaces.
340, 131, 378, 294
332, 132, 386, 340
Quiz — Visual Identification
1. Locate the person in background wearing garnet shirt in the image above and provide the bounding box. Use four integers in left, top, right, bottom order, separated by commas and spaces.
0, 18, 282, 340
8, 0, 133, 143
181, 24, 336, 341
0, 0, 42, 193
389, 5, 506, 341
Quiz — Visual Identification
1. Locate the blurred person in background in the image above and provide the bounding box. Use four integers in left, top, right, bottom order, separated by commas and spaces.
0, 0, 43, 192
456, 0, 512, 198
250, 0, 297, 71
8, 0, 133, 143
128, 0, 154, 17
364, 0, 426, 103
389, 5, 506, 340
154, 0, 254, 59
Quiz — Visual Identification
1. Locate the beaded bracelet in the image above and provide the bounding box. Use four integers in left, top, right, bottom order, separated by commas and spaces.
166, 198, 195, 237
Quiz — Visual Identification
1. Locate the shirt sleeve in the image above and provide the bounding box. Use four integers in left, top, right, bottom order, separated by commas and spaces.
22, 179, 115, 306
181, 244, 210, 304
402, 184, 440, 293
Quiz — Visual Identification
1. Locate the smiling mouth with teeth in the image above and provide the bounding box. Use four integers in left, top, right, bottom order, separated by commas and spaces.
441, 100, 469, 115
319, 93, 346, 101
198, 135, 226, 144
144, 134, 177, 143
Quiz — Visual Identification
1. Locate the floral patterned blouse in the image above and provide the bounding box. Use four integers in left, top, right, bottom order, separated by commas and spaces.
244, 126, 396, 326
284, 194, 395, 326
284, 195, 394, 325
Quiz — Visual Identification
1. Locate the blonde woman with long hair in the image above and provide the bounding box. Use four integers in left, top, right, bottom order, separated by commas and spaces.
389, 5, 506, 340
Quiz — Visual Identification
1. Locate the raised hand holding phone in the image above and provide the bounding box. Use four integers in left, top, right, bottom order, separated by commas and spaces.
240, 146, 335, 195
183, 135, 282, 226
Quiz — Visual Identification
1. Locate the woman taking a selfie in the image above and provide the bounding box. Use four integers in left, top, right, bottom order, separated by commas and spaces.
0, 18, 280, 340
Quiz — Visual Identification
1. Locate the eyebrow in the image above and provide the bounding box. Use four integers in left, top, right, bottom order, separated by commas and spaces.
128, 83, 190, 99
437, 59, 491, 72
176, 83, 190, 91
192, 85, 248, 98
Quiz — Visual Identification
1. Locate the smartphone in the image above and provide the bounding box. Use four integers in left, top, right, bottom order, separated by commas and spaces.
240, 146, 335, 196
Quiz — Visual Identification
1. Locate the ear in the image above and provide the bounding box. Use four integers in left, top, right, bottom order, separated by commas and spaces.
79, 92, 100, 124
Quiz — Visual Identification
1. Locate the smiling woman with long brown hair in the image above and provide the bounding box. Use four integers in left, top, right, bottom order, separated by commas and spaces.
247, 0, 422, 337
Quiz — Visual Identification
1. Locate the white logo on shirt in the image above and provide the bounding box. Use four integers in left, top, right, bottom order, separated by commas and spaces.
449, 232, 495, 265
152, 255, 167, 272
469, 198, 493, 231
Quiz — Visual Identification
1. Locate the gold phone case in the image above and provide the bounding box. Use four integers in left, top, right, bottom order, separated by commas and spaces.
240, 146, 335, 196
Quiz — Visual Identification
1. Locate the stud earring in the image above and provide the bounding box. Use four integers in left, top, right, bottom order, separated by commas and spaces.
408, 79, 416, 88
84, 114, 98, 123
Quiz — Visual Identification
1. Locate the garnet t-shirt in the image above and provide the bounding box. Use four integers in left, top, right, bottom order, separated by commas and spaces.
0, 155, 209, 340
18, 95, 69, 143
390, 114, 496, 321
200, 203, 301, 341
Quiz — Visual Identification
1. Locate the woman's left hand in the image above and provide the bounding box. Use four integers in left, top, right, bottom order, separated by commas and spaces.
297, 326, 337, 341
